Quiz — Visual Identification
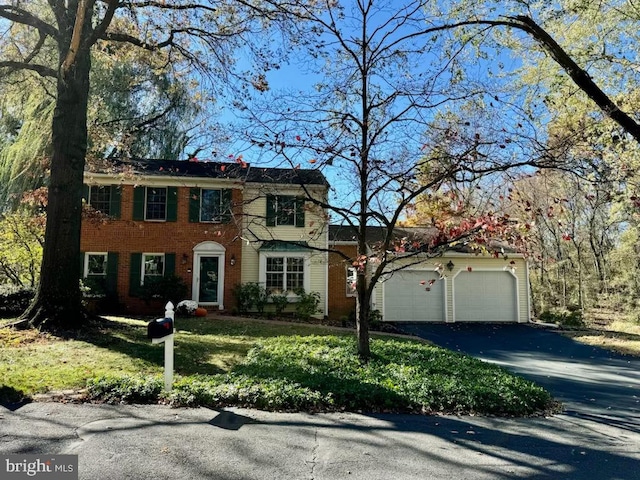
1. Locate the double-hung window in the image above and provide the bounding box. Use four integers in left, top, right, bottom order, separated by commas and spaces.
84, 253, 108, 278
83, 185, 121, 218
189, 188, 232, 223
201, 189, 225, 222
142, 254, 164, 284
266, 195, 305, 227
263, 256, 306, 294
145, 188, 167, 221
133, 186, 176, 222
129, 252, 175, 296
82, 252, 119, 297
88, 186, 111, 215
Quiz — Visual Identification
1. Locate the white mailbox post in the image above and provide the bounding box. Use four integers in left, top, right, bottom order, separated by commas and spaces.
149, 301, 175, 392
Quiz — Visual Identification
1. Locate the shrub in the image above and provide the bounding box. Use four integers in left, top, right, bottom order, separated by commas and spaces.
0, 285, 35, 317
253, 285, 270, 315
270, 292, 289, 316
539, 308, 584, 328
293, 288, 321, 320
86, 375, 163, 404
80, 277, 107, 298
139, 274, 188, 305
369, 309, 383, 327
232, 282, 268, 314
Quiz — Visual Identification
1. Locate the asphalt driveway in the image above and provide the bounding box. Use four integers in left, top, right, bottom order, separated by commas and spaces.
397, 323, 640, 432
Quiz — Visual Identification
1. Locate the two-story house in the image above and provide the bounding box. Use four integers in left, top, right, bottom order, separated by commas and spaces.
81, 159, 329, 316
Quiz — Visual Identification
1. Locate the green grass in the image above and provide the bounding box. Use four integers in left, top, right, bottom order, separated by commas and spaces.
0, 316, 556, 416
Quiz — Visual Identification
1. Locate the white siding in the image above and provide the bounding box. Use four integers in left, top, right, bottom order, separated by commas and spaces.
241, 185, 328, 317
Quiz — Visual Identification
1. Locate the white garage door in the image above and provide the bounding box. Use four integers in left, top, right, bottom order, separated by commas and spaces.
383, 270, 445, 322
454, 270, 517, 322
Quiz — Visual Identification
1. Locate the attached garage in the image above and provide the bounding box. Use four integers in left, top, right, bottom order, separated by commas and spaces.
453, 270, 518, 322
383, 270, 445, 322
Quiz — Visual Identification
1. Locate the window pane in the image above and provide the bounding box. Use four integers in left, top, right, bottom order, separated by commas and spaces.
143, 255, 164, 281
266, 257, 284, 272
200, 189, 221, 222
89, 186, 111, 214
87, 254, 107, 276
146, 188, 167, 220
346, 267, 357, 296
276, 196, 296, 226
286, 257, 304, 290
266, 257, 284, 293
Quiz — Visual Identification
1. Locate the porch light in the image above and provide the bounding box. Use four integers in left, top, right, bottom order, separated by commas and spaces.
230, 254, 236, 266
446, 260, 455, 271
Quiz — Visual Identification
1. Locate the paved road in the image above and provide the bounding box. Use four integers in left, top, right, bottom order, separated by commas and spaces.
2, 324, 640, 479
398, 323, 640, 433
2, 403, 640, 480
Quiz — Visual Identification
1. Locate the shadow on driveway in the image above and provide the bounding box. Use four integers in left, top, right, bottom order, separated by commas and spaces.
397, 323, 640, 434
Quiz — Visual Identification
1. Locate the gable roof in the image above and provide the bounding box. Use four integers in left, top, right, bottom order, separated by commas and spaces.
88, 159, 329, 186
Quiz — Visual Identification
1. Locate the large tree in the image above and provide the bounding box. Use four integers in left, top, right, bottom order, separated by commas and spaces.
238, 0, 556, 359
0, 0, 272, 330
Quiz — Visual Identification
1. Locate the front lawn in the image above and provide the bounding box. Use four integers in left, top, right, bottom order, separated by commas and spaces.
0, 316, 556, 416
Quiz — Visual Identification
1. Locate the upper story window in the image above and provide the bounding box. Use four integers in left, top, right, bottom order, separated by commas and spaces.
88, 186, 111, 214
189, 188, 233, 223
133, 186, 177, 222
145, 187, 167, 220
201, 189, 222, 222
83, 185, 121, 218
266, 195, 305, 227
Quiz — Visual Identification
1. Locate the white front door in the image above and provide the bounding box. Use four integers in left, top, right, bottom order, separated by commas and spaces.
192, 242, 225, 309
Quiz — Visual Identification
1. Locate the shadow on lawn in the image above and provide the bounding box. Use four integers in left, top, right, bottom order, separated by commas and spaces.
80, 317, 251, 376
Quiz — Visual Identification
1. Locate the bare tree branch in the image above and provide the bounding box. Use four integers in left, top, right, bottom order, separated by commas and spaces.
0, 60, 57, 78
500, 15, 640, 145
0, 5, 59, 39
23, 31, 47, 64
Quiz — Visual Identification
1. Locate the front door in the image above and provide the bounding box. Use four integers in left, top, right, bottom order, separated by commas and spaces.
198, 256, 220, 303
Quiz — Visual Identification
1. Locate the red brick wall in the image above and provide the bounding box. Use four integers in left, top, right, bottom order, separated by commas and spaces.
327, 244, 357, 320
81, 185, 243, 314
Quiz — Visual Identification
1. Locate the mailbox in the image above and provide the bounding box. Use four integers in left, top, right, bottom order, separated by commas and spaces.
147, 317, 174, 339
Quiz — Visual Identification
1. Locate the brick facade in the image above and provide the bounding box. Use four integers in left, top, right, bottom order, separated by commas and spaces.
327, 244, 357, 320
81, 185, 243, 314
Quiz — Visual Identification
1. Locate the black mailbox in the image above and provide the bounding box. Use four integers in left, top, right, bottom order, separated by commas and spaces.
147, 317, 174, 339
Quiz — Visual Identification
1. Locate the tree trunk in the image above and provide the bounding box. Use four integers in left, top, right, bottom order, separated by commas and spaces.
355, 272, 371, 361
21, 27, 91, 331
